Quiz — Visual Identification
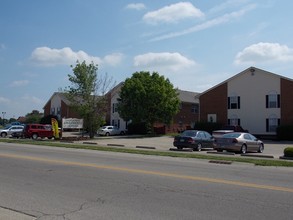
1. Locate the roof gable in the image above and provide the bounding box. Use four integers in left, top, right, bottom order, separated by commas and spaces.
198, 66, 293, 97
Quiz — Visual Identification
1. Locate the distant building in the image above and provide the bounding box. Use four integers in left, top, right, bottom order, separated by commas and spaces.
44, 83, 200, 134
108, 83, 200, 134
43, 92, 80, 120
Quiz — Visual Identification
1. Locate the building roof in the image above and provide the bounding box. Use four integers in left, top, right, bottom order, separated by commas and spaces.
43, 92, 71, 109
107, 81, 200, 103
197, 66, 293, 97
177, 89, 200, 103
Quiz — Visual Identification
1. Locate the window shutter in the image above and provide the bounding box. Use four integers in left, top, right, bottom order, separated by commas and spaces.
266, 119, 269, 132
278, 118, 280, 126
228, 119, 230, 125
228, 97, 230, 109
238, 119, 241, 125
238, 96, 240, 109
277, 95, 280, 108
266, 95, 268, 108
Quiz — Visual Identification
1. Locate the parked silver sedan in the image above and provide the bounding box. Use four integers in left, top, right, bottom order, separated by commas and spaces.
213, 132, 264, 154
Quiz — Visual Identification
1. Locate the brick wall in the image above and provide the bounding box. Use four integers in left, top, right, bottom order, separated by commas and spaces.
281, 78, 293, 125
61, 101, 80, 118
199, 83, 227, 124
43, 101, 51, 116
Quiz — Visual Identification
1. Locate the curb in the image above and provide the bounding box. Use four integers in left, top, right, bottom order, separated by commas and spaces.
107, 144, 125, 147
169, 148, 193, 152
279, 156, 293, 160
209, 160, 233, 165
136, 146, 156, 149
241, 154, 274, 159
82, 142, 98, 145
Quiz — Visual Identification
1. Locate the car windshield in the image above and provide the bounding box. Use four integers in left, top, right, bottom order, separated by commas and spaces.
222, 133, 241, 138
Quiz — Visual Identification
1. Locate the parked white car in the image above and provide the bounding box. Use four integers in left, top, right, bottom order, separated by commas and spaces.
0, 125, 24, 137
97, 126, 126, 136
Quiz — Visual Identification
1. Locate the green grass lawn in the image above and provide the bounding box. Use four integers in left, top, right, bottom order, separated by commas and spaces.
1, 138, 293, 167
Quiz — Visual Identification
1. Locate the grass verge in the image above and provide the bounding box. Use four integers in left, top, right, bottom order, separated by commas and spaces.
1, 138, 293, 167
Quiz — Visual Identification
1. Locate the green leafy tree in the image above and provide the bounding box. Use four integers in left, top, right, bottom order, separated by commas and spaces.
40, 115, 60, 126
117, 71, 180, 133
66, 61, 114, 138
25, 110, 43, 124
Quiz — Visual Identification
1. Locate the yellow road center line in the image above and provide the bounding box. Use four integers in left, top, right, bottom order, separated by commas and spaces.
1, 153, 293, 193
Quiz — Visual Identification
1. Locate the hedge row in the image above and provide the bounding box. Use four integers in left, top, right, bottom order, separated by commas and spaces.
277, 125, 293, 141
284, 147, 293, 157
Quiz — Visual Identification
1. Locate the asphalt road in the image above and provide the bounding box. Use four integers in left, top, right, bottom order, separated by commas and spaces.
0, 142, 293, 220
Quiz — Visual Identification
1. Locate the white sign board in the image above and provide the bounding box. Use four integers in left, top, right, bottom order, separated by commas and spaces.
62, 118, 83, 129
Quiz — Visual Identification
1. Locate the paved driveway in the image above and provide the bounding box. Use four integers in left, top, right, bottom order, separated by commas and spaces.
68, 133, 293, 159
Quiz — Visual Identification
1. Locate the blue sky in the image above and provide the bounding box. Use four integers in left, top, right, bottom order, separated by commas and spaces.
1, 0, 293, 119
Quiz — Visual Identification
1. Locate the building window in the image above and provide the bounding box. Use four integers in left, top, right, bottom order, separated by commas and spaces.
266, 92, 280, 108
191, 104, 199, 113
228, 115, 240, 126
112, 103, 118, 113
266, 114, 280, 132
228, 96, 240, 109
207, 114, 217, 123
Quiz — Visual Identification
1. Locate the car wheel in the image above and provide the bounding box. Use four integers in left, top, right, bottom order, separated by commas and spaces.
258, 144, 264, 153
194, 143, 202, 152
120, 131, 125, 135
105, 132, 110, 136
216, 149, 223, 152
1, 132, 7, 138
32, 133, 38, 140
240, 144, 247, 154
177, 146, 183, 150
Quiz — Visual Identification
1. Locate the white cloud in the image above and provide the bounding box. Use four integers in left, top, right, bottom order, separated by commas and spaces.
9, 80, 29, 87
150, 3, 256, 41
30, 47, 123, 67
133, 52, 197, 72
208, 0, 250, 14
126, 3, 146, 10
235, 42, 293, 64
143, 2, 204, 25
21, 95, 43, 105
103, 53, 124, 66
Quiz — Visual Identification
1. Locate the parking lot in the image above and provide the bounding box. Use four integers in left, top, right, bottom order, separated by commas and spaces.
66, 133, 293, 160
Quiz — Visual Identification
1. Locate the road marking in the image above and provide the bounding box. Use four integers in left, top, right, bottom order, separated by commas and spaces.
1, 153, 293, 193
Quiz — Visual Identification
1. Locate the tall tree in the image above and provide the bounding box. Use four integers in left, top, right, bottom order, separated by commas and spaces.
66, 61, 114, 138
117, 71, 180, 133
25, 110, 43, 124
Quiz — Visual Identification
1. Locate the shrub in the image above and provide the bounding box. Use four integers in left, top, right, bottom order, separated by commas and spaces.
284, 147, 293, 157
277, 125, 293, 141
127, 122, 148, 134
